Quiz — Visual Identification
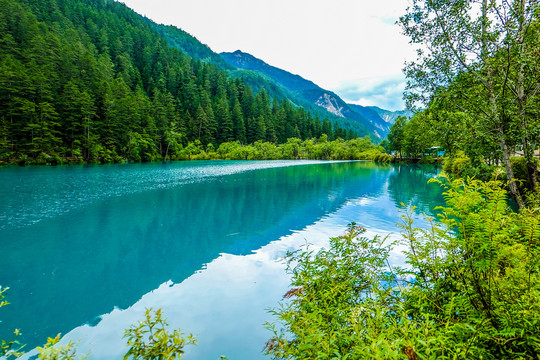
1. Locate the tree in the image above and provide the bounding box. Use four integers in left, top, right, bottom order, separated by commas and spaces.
215, 96, 233, 143
266, 177, 540, 359
400, 0, 540, 208
321, 119, 333, 140
254, 115, 266, 141
231, 99, 246, 144
387, 116, 407, 159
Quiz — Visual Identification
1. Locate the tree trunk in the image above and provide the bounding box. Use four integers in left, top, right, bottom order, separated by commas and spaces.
515, 0, 538, 190
482, 0, 524, 209
499, 127, 525, 209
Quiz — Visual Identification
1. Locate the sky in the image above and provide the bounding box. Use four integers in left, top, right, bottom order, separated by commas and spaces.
117, 0, 416, 111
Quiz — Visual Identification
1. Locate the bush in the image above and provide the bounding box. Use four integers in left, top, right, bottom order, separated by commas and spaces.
124, 308, 196, 360
510, 156, 530, 188
418, 155, 435, 164
373, 153, 392, 163
266, 177, 540, 359
451, 155, 470, 175
1, 304, 196, 360
442, 156, 454, 173
460, 162, 497, 182
0, 287, 24, 358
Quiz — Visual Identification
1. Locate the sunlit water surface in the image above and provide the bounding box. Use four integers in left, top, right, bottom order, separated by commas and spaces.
0, 160, 443, 359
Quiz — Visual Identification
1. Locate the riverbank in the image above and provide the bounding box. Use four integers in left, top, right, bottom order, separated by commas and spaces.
0, 137, 385, 166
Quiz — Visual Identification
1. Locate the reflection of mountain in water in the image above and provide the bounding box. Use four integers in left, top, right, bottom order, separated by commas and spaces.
1, 161, 389, 348
387, 164, 444, 216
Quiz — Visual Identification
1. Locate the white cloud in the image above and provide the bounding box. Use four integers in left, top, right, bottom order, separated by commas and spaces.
118, 0, 415, 110
337, 76, 407, 111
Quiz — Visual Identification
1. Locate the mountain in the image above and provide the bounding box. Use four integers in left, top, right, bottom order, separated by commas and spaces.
220, 50, 321, 92
138, 28, 374, 138
220, 50, 405, 139
347, 104, 393, 136
368, 107, 413, 125
151, 23, 233, 70
147, 24, 405, 140
0, 0, 359, 164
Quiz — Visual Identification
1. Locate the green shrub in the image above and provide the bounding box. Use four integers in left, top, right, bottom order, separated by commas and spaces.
1, 306, 196, 360
373, 153, 392, 163
442, 156, 454, 173
124, 308, 196, 360
510, 156, 530, 188
36, 335, 84, 360
266, 177, 540, 359
451, 155, 470, 175
0, 287, 24, 358
419, 155, 435, 164
460, 162, 497, 182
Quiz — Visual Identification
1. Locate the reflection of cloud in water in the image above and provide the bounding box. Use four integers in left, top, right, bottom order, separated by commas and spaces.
50, 191, 431, 360
2, 161, 385, 349
4, 162, 444, 360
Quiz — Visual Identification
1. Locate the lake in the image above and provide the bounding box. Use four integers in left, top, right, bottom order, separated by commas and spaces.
0, 160, 443, 359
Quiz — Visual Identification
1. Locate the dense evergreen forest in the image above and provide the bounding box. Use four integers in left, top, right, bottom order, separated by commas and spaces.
0, 0, 360, 165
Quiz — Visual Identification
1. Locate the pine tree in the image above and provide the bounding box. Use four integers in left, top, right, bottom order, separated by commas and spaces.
231, 98, 246, 144
215, 96, 233, 143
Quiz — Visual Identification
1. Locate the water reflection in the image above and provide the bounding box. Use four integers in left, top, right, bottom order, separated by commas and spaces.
388, 164, 443, 214
0, 161, 444, 358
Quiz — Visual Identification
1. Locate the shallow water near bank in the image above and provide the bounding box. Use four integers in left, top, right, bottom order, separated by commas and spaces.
0, 160, 443, 359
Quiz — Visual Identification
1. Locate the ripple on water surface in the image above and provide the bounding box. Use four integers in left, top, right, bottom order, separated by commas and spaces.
0, 160, 343, 230
0, 161, 444, 360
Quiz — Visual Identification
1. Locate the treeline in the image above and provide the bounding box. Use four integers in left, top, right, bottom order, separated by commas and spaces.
163, 135, 384, 161
0, 0, 357, 165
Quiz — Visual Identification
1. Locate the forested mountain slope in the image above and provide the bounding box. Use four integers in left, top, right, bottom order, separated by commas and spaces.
150, 28, 375, 138
0, 0, 356, 164
221, 50, 400, 138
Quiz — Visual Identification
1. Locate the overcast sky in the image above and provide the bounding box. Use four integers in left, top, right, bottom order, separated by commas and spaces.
117, 0, 415, 111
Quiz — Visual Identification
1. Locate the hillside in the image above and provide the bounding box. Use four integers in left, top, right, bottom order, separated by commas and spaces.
0, 0, 358, 164
348, 104, 393, 136
221, 50, 321, 92
220, 50, 404, 139
149, 32, 374, 138
150, 23, 233, 70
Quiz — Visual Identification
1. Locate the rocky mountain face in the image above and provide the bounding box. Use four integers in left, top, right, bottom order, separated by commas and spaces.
368, 107, 413, 125
158, 30, 411, 139
220, 50, 411, 139
220, 51, 321, 92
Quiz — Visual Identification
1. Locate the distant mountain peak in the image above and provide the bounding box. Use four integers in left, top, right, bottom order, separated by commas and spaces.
220, 51, 410, 140
367, 106, 413, 124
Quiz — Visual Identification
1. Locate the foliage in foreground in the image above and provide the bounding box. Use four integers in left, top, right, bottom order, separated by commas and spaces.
123, 308, 196, 360
266, 177, 540, 359
0, 287, 24, 358
0, 306, 195, 360
36, 335, 84, 360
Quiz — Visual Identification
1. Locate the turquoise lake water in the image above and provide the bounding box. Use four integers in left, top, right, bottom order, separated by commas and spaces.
0, 160, 443, 359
